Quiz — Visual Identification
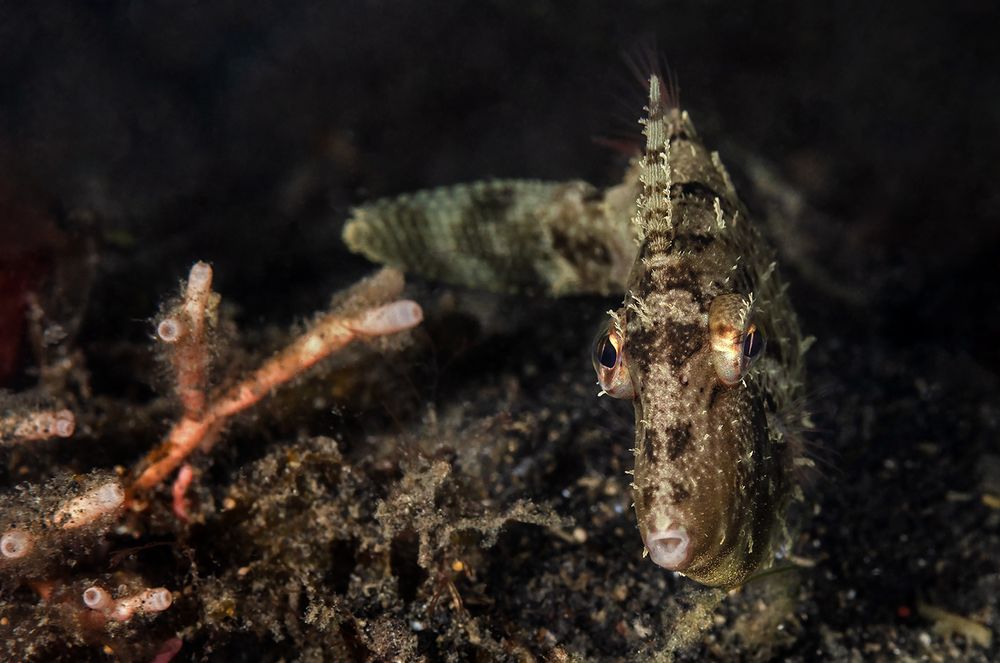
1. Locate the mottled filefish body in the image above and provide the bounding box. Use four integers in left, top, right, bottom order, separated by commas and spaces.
342, 75, 806, 588
612, 77, 806, 587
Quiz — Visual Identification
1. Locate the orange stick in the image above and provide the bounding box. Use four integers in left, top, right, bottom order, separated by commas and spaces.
133, 296, 421, 491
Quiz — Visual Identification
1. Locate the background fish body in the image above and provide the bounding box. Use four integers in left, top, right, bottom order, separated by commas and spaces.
344, 179, 635, 297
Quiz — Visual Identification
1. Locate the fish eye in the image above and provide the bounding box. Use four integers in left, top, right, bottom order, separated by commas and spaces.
742, 325, 765, 360
592, 323, 622, 373
596, 334, 618, 369
592, 318, 634, 399
709, 294, 763, 387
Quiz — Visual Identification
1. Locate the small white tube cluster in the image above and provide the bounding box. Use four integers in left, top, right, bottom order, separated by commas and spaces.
0, 408, 75, 444
1, 478, 126, 570
83, 585, 173, 622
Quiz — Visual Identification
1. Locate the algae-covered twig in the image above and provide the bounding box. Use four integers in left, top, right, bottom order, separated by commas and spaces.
133, 264, 423, 491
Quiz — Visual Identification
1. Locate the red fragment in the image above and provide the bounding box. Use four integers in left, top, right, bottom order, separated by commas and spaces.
0, 177, 64, 385
171, 464, 195, 522
149, 637, 182, 663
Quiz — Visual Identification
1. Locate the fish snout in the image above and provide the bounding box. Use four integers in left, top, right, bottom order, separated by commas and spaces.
644, 525, 691, 571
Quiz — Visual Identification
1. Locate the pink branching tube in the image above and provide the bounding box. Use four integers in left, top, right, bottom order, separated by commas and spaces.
133, 267, 424, 491
159, 262, 215, 418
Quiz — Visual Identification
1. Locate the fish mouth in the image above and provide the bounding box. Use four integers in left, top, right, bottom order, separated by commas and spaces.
644, 526, 691, 570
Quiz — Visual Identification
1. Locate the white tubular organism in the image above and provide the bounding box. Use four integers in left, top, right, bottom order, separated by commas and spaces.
108, 588, 173, 622
0, 408, 75, 444
349, 300, 424, 335
1, 529, 34, 560
82, 586, 114, 611
51, 481, 126, 529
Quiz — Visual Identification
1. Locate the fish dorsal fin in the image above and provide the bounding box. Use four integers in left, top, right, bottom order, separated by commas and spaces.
634, 75, 676, 243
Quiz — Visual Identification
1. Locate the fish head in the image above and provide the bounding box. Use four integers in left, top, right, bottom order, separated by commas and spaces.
594, 291, 784, 587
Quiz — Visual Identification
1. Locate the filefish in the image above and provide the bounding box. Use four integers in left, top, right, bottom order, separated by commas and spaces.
343, 74, 808, 587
